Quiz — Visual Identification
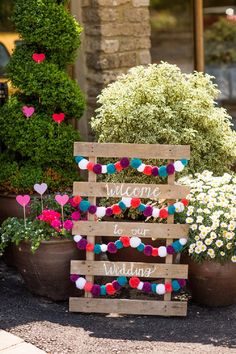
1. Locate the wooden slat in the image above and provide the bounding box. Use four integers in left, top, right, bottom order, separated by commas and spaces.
72, 221, 189, 238
71, 260, 188, 279
69, 298, 187, 316
74, 142, 190, 159
73, 182, 190, 199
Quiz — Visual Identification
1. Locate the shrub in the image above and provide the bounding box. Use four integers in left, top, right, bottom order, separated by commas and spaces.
0, 0, 85, 194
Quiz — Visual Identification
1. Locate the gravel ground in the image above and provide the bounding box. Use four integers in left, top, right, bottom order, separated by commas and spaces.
1, 260, 236, 354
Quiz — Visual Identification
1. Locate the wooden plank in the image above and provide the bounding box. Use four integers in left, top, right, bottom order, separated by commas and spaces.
74, 142, 190, 159
73, 182, 190, 199
69, 298, 187, 316
71, 260, 188, 279
72, 221, 189, 238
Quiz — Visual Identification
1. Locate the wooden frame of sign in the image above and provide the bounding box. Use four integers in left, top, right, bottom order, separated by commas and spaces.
70, 142, 190, 316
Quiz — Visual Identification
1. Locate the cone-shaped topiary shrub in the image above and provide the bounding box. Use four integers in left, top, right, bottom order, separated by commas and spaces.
0, 0, 85, 194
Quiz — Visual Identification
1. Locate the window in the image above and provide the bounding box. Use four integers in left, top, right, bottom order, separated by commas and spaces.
0, 43, 10, 77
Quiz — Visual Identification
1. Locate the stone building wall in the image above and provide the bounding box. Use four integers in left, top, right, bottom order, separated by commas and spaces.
71, 0, 151, 140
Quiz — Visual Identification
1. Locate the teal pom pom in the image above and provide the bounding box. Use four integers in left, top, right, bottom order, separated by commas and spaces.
168, 205, 176, 215
79, 200, 90, 212
75, 156, 84, 163
138, 204, 146, 212
115, 240, 123, 249
107, 163, 116, 174
172, 280, 180, 291
172, 240, 182, 252
137, 243, 145, 252
158, 166, 168, 177
117, 276, 127, 286
151, 283, 157, 293
100, 285, 107, 296
130, 158, 142, 168
118, 201, 126, 210
94, 244, 102, 254
181, 159, 188, 166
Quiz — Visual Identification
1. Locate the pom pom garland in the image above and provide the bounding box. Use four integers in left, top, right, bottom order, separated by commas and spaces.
75, 156, 188, 176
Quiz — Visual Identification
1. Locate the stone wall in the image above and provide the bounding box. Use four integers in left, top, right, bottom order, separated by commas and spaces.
71, 0, 151, 140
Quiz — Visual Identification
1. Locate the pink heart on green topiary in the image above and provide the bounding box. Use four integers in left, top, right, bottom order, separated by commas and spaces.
32, 53, 45, 63
52, 113, 65, 124
22, 106, 35, 118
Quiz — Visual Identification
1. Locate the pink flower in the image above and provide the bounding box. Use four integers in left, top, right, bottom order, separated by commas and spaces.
69, 198, 77, 208
71, 211, 81, 221
38, 209, 61, 223
51, 219, 61, 229
63, 220, 73, 230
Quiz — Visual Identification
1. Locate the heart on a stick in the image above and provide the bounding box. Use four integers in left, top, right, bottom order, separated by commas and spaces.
32, 53, 46, 63
55, 194, 69, 206
34, 183, 48, 195
52, 113, 65, 124
22, 106, 35, 118
16, 195, 30, 207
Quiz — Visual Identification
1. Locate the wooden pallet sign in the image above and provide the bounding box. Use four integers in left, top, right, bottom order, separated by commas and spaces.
70, 142, 190, 316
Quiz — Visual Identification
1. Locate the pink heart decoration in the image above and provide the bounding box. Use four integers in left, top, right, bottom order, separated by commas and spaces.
32, 53, 46, 63
16, 195, 30, 207
55, 194, 69, 206
34, 183, 48, 195
22, 106, 35, 118
52, 113, 65, 124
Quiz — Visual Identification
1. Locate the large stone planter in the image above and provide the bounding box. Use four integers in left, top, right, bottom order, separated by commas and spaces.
0, 194, 23, 223
14, 239, 85, 301
182, 254, 236, 307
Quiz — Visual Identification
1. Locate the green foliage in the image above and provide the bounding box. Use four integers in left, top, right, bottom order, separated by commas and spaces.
91, 63, 236, 186
0, 0, 84, 194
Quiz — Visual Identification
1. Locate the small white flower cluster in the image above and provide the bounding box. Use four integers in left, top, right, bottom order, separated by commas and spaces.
178, 171, 236, 262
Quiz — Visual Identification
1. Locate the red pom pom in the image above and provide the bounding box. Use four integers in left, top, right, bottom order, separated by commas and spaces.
181, 198, 189, 206
165, 283, 172, 293
159, 208, 168, 218
131, 198, 141, 208
84, 282, 93, 292
120, 236, 130, 247
87, 162, 95, 171
73, 196, 82, 205
143, 165, 152, 175
152, 247, 158, 257
129, 277, 140, 288
112, 205, 122, 215
86, 243, 94, 252
115, 161, 123, 172
106, 283, 116, 295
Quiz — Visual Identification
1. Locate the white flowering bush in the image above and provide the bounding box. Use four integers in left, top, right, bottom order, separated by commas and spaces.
177, 171, 236, 263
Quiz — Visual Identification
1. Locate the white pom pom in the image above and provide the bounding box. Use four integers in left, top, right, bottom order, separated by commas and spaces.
137, 163, 145, 172
174, 160, 184, 172
179, 238, 187, 246
73, 235, 82, 242
156, 284, 166, 295
122, 197, 131, 207
78, 159, 89, 170
102, 165, 107, 173
96, 207, 106, 218
101, 244, 108, 252
130, 236, 141, 248
137, 281, 144, 290
75, 277, 86, 289
158, 246, 167, 257
174, 202, 184, 212
152, 208, 160, 218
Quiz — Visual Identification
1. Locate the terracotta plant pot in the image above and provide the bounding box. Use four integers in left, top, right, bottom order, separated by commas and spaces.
182, 254, 236, 307
14, 239, 85, 301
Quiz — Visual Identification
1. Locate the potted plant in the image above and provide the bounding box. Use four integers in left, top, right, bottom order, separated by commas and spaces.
0, 0, 85, 222
0, 193, 85, 301
177, 170, 236, 306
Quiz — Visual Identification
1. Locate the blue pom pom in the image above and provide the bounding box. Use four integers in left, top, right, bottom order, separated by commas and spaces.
107, 163, 116, 174
117, 276, 127, 286
172, 240, 182, 252
115, 240, 123, 249
138, 204, 146, 212
100, 285, 107, 296
172, 280, 180, 292
118, 201, 126, 210
158, 166, 168, 177
130, 158, 142, 169
79, 200, 90, 212
168, 205, 176, 215
75, 156, 84, 163
151, 283, 157, 293
137, 243, 145, 252
94, 244, 102, 254
181, 159, 188, 166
